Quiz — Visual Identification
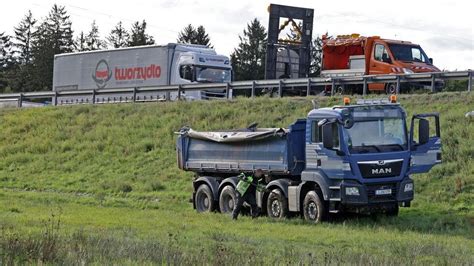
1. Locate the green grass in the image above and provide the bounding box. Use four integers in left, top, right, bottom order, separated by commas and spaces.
0, 92, 473, 264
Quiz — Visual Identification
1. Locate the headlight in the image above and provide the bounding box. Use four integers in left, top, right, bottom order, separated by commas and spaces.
404, 183, 413, 192
345, 187, 360, 196
403, 68, 414, 74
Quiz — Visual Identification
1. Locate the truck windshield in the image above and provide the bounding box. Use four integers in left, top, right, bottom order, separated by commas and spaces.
388, 44, 431, 64
196, 67, 231, 83
343, 112, 407, 153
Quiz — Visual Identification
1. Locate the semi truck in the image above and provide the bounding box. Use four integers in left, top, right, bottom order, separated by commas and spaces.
52, 43, 232, 104
176, 96, 442, 222
321, 34, 443, 94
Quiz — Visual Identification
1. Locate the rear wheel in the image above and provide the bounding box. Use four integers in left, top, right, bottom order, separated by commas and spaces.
195, 184, 215, 212
335, 85, 346, 95
385, 83, 397, 94
219, 185, 236, 213
266, 189, 288, 219
303, 190, 326, 223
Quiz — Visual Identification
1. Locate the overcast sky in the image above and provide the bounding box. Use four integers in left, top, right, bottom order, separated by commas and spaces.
2, 0, 473, 70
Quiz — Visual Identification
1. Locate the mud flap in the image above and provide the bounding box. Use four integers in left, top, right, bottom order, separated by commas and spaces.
409, 113, 442, 174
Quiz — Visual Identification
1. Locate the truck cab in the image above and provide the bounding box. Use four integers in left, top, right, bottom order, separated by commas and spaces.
301, 97, 441, 218
170, 44, 232, 100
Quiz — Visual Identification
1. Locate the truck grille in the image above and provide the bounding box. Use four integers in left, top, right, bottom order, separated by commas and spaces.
358, 159, 403, 178
367, 183, 397, 202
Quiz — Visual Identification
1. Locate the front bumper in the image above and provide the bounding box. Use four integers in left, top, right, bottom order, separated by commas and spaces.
340, 177, 414, 206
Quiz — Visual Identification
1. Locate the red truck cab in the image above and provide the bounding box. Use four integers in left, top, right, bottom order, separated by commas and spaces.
321, 34, 442, 94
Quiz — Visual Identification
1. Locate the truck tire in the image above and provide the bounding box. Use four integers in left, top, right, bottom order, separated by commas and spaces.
336, 85, 346, 95
303, 190, 326, 223
219, 185, 236, 213
386, 204, 399, 216
195, 184, 215, 212
385, 83, 397, 94
267, 189, 288, 219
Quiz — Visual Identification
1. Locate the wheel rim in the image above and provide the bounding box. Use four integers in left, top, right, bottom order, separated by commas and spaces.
197, 192, 210, 211
271, 199, 281, 217
224, 194, 234, 210
388, 85, 396, 94
307, 202, 318, 220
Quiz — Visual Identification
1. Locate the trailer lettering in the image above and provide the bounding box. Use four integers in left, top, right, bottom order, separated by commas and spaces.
115, 64, 161, 81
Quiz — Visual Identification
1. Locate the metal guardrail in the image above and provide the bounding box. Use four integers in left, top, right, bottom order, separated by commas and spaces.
0, 70, 472, 107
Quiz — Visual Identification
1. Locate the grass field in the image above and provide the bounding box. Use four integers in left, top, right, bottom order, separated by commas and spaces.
0, 92, 473, 264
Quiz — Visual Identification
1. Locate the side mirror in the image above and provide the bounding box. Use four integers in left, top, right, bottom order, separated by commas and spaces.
419, 119, 429, 145
322, 124, 334, 149
383, 55, 392, 64
429, 58, 433, 64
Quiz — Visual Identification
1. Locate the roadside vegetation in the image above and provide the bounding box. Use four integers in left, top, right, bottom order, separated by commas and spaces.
0, 92, 473, 264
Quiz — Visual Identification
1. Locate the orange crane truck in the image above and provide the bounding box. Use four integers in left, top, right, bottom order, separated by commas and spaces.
321, 34, 443, 94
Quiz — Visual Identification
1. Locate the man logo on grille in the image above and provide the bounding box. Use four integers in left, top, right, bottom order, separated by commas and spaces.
377, 160, 386, 165
92, 59, 112, 89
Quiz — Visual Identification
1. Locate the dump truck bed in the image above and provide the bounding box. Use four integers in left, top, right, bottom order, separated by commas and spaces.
176, 120, 306, 176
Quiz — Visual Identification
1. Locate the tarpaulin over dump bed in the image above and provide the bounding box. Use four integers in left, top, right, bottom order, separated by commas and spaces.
177, 127, 288, 143
323, 37, 365, 70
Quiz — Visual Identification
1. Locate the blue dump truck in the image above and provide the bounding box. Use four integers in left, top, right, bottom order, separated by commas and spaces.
176, 97, 441, 222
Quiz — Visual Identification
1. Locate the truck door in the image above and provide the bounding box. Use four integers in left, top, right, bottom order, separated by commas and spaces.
409, 113, 442, 174
369, 43, 393, 91
306, 120, 346, 179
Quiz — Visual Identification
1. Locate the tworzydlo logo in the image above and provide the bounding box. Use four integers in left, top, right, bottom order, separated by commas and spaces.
92, 59, 112, 89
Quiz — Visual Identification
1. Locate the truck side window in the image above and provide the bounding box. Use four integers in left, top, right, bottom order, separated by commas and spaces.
180, 65, 194, 81
374, 44, 389, 62
311, 121, 322, 143
331, 123, 340, 149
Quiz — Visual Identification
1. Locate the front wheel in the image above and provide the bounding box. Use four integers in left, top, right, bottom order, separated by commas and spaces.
219, 185, 236, 213
303, 190, 326, 223
195, 184, 215, 213
266, 189, 288, 219
386, 204, 399, 217
385, 83, 397, 94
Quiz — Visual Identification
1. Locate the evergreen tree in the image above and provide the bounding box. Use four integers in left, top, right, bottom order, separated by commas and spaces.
84, 21, 105, 51
30, 4, 74, 91
13, 10, 37, 64
107, 21, 129, 48
0, 32, 13, 91
0, 32, 13, 69
230, 18, 267, 81
75, 31, 87, 51
195, 26, 212, 47
309, 36, 323, 77
128, 20, 155, 47
177, 24, 212, 47
177, 24, 196, 44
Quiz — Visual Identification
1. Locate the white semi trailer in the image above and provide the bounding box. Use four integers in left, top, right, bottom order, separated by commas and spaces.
53, 43, 232, 103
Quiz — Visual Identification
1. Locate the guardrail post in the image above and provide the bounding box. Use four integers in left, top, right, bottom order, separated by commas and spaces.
331, 79, 336, 96
278, 80, 283, 97
18, 93, 23, 108
396, 75, 401, 94
468, 70, 472, 92
306, 78, 311, 96
165, 91, 171, 101
363, 77, 367, 96
133, 87, 137, 102
430, 74, 436, 93
177, 85, 182, 100
225, 83, 230, 99
251, 81, 256, 98
53, 91, 58, 106
92, 89, 96, 104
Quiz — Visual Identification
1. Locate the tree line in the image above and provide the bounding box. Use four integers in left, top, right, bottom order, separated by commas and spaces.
0, 4, 322, 93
